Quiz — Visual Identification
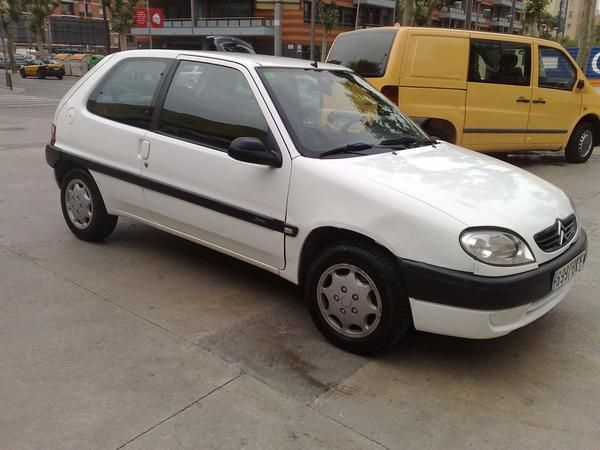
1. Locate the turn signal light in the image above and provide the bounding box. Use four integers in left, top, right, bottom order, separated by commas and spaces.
50, 124, 56, 146
381, 85, 399, 105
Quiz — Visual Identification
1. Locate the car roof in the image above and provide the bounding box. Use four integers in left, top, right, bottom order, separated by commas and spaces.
115, 49, 348, 71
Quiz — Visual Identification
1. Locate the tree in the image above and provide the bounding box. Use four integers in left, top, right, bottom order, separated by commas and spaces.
523, 0, 550, 38
401, 0, 416, 26
108, 0, 133, 52
0, 0, 23, 72
25, 0, 59, 57
576, 0, 595, 69
415, 0, 437, 26
318, 0, 337, 62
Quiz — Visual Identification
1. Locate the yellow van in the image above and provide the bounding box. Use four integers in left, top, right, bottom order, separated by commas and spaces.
327, 27, 599, 163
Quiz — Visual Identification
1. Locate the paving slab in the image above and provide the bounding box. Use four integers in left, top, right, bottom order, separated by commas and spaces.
0, 245, 238, 450
121, 374, 383, 450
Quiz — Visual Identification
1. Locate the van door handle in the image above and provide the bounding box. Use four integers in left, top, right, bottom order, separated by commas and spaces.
139, 139, 151, 160
516, 97, 530, 103
532, 98, 546, 104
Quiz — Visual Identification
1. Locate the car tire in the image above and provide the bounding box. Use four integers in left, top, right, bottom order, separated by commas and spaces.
37, 69, 45, 79
565, 122, 595, 163
57, 75, 64, 80
19, 69, 26, 78
60, 168, 118, 242
304, 241, 412, 355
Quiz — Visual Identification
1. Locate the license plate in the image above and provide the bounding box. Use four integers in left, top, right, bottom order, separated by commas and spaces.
552, 251, 586, 291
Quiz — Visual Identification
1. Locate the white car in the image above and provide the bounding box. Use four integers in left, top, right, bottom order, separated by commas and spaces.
46, 50, 587, 354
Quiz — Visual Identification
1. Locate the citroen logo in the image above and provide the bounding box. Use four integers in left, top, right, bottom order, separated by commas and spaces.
556, 219, 567, 246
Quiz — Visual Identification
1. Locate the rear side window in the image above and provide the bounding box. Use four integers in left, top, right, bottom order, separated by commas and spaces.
327, 29, 397, 77
538, 47, 576, 90
157, 61, 268, 151
87, 58, 170, 129
469, 39, 531, 86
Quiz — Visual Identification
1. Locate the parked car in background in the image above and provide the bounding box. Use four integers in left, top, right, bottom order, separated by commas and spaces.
46, 51, 586, 354
19, 57, 65, 79
327, 27, 599, 163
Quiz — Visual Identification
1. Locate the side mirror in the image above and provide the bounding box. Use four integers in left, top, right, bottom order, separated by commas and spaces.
228, 137, 282, 168
577, 79, 585, 89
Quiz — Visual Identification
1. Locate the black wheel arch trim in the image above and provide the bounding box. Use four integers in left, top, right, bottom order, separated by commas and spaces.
46, 144, 298, 236
398, 229, 587, 311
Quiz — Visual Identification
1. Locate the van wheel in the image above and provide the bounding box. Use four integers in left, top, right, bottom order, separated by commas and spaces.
565, 122, 595, 163
304, 242, 412, 355
60, 169, 118, 242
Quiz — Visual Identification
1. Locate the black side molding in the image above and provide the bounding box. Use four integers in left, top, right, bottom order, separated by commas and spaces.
45, 144, 298, 237
399, 229, 587, 310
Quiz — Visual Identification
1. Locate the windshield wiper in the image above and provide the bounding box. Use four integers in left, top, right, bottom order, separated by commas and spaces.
319, 142, 374, 158
380, 136, 438, 148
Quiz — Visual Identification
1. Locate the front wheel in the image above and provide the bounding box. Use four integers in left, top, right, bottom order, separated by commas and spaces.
565, 122, 595, 163
60, 168, 118, 242
19, 69, 26, 78
304, 242, 412, 355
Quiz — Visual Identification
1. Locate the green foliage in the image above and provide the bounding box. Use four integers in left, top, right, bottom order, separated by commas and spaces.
0, 0, 23, 24
109, 0, 134, 34
24, 0, 59, 35
318, 0, 338, 34
524, 0, 550, 17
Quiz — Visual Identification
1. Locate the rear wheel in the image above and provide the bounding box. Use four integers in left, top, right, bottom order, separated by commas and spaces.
37, 69, 45, 79
19, 69, 26, 78
304, 242, 412, 355
565, 122, 595, 163
60, 169, 118, 242
57, 74, 64, 80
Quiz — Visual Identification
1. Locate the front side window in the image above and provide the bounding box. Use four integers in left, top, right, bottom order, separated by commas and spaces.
538, 47, 576, 90
87, 58, 170, 129
469, 39, 531, 86
258, 68, 428, 158
158, 61, 268, 150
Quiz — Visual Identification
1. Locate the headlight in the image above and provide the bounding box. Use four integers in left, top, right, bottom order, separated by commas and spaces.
460, 229, 535, 266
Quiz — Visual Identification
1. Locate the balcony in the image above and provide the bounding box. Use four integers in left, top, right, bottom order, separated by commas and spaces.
492, 0, 524, 10
439, 7, 467, 20
131, 16, 274, 37
490, 17, 522, 29
353, 0, 396, 7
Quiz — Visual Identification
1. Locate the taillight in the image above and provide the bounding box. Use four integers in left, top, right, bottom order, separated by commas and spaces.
381, 85, 399, 105
50, 124, 56, 146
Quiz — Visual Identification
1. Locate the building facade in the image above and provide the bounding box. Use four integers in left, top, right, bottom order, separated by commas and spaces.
9, 1, 117, 53
549, 0, 583, 41
432, 0, 524, 33
130, 0, 396, 58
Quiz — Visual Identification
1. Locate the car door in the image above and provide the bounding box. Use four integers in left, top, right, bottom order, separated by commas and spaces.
81, 57, 172, 220
142, 58, 292, 270
527, 45, 582, 147
463, 38, 532, 147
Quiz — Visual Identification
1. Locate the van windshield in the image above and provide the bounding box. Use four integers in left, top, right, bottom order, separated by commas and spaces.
327, 29, 397, 77
257, 68, 429, 158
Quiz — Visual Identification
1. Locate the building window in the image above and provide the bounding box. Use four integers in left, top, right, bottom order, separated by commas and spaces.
61, 2, 74, 15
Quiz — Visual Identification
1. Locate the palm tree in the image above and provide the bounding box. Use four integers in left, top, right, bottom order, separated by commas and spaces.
25, 0, 59, 57
319, 0, 337, 62
0, 0, 23, 72
109, 0, 133, 52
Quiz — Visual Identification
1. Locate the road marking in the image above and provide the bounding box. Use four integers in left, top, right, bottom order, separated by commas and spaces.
0, 93, 60, 108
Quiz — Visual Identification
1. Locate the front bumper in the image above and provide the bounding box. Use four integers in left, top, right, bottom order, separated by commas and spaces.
399, 230, 587, 338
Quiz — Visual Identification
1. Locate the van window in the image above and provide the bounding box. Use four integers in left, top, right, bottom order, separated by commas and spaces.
87, 58, 170, 129
327, 29, 397, 77
538, 47, 576, 90
158, 61, 268, 151
469, 39, 531, 86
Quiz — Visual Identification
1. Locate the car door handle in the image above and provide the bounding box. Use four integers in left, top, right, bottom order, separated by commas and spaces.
139, 139, 151, 160
532, 98, 546, 104
516, 97, 530, 103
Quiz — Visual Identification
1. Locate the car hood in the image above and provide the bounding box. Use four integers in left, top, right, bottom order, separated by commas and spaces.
334, 142, 573, 237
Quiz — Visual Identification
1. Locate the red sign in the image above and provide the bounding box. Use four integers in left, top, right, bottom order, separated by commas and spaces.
133, 8, 147, 27
133, 8, 164, 28
149, 9, 164, 28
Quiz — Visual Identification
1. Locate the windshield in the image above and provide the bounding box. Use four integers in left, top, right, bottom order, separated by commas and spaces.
257, 68, 429, 158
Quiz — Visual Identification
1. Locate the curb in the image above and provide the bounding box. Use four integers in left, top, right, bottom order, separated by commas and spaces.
0, 87, 26, 94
